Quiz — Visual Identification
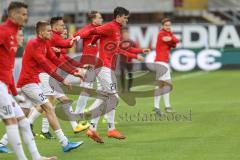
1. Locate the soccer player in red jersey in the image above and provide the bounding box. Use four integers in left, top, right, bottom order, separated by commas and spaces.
74, 11, 103, 130
0, 1, 30, 158
154, 18, 179, 114
27, 16, 82, 139
17, 21, 84, 152
0, 2, 56, 159
75, 7, 150, 143
0, 28, 57, 160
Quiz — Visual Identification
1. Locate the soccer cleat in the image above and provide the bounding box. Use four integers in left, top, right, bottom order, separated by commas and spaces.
86, 129, 104, 143
39, 132, 55, 139
73, 122, 90, 134
40, 156, 58, 160
63, 141, 84, 152
165, 107, 175, 113
153, 108, 162, 115
0, 145, 11, 153
107, 129, 126, 140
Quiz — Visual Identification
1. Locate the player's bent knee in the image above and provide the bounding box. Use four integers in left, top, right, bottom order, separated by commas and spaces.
41, 102, 54, 113
2, 118, 17, 125
16, 116, 26, 122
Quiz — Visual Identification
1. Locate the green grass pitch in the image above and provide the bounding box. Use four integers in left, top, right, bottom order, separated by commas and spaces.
1, 70, 239, 160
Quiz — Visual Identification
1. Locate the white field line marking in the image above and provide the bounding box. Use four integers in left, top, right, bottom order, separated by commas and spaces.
172, 100, 240, 106
131, 71, 209, 90
173, 71, 209, 81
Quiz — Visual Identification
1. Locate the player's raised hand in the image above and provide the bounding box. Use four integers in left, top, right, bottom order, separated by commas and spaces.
51, 47, 61, 53
70, 36, 80, 45
62, 80, 72, 90
143, 49, 151, 54
74, 36, 81, 42
69, 38, 75, 46
137, 55, 145, 62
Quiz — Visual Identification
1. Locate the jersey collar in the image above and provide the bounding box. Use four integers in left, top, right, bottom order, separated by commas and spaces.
5, 19, 19, 32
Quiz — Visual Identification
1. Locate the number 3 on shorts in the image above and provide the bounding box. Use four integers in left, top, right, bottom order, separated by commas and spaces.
39, 93, 46, 102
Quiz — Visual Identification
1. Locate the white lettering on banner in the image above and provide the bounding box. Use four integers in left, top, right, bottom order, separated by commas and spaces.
197, 49, 222, 71
182, 26, 208, 48
129, 26, 159, 48
129, 25, 240, 49
145, 49, 222, 72
170, 50, 196, 71
217, 25, 240, 48
209, 25, 218, 48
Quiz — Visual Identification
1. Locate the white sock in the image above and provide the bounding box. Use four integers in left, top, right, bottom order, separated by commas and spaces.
163, 93, 171, 108
54, 129, 68, 147
18, 118, 41, 160
89, 98, 104, 131
41, 117, 49, 133
28, 108, 41, 124
106, 110, 116, 131
105, 94, 118, 131
0, 133, 8, 146
67, 105, 78, 129
6, 124, 28, 160
75, 92, 90, 114
154, 87, 161, 109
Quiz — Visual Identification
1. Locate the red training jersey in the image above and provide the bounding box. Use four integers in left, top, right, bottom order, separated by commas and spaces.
78, 20, 144, 70
0, 19, 19, 95
75, 23, 100, 66
75, 23, 99, 56
155, 29, 179, 63
17, 36, 69, 88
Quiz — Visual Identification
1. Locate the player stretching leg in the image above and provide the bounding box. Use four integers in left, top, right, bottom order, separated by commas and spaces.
28, 16, 83, 139
0, 2, 56, 159
153, 18, 179, 114
75, 7, 149, 143
0, 28, 57, 160
17, 21, 83, 152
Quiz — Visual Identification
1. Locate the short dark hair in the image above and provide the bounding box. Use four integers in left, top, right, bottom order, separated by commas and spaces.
161, 18, 171, 25
50, 17, 63, 26
87, 11, 99, 21
36, 21, 50, 34
113, 7, 129, 19
8, 1, 28, 13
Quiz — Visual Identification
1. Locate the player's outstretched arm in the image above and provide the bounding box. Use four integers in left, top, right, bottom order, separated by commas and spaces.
52, 34, 75, 48
75, 23, 112, 40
